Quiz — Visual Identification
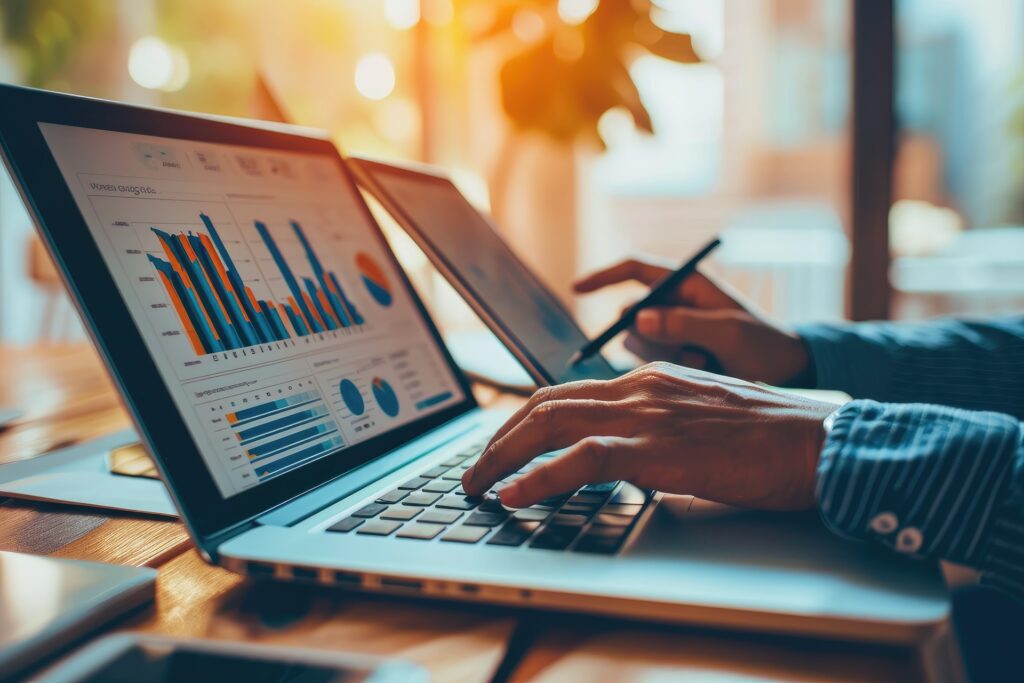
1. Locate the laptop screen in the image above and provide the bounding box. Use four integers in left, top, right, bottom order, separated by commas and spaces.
357, 163, 618, 384
37, 123, 465, 498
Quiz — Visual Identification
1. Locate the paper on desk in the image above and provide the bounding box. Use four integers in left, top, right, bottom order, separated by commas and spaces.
0, 429, 177, 517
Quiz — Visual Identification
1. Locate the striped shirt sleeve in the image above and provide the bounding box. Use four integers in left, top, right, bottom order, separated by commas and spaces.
817, 400, 1024, 600
796, 316, 1024, 419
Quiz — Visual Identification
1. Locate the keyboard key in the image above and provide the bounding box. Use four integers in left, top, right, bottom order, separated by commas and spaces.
569, 493, 607, 506
513, 508, 550, 522
610, 483, 648, 505
420, 466, 448, 479
582, 481, 618, 494
441, 469, 465, 481
441, 525, 490, 544
352, 503, 387, 518
327, 517, 363, 533
381, 507, 421, 521
574, 536, 623, 554
437, 495, 480, 510
397, 523, 444, 540
594, 513, 633, 527
560, 503, 597, 516
399, 477, 431, 490
357, 520, 402, 536
602, 503, 643, 517
586, 524, 628, 539
478, 495, 508, 513
539, 495, 571, 507
464, 511, 508, 527
529, 526, 579, 550
441, 456, 468, 467
376, 490, 408, 505
418, 509, 463, 525
549, 513, 587, 527
403, 492, 442, 506
423, 480, 459, 494
488, 520, 541, 546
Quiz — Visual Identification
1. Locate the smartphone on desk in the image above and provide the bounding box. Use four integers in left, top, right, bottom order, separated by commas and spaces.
31, 633, 426, 683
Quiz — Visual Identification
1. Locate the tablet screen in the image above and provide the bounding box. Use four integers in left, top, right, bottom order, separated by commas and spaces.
38, 123, 465, 498
359, 164, 618, 384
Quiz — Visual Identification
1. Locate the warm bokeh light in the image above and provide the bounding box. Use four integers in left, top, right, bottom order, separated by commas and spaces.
127, 36, 190, 92
384, 0, 420, 30
512, 9, 546, 43
557, 0, 598, 26
423, 0, 454, 27
374, 97, 420, 143
354, 52, 396, 101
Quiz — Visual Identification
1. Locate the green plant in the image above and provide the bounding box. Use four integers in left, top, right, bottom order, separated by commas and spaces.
472, 0, 700, 148
0, 0, 110, 86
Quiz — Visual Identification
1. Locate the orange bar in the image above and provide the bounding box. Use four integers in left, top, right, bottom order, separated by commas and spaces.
160, 235, 220, 340
316, 289, 340, 327
156, 270, 204, 354
178, 234, 232, 323
277, 303, 297, 337
302, 292, 326, 330
288, 295, 314, 333
226, 413, 238, 424
199, 233, 250, 322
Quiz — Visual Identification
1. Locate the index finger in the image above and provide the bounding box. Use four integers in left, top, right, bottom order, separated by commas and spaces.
573, 258, 672, 293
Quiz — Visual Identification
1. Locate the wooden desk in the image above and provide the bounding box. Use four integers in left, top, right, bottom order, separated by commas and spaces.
0, 344, 941, 682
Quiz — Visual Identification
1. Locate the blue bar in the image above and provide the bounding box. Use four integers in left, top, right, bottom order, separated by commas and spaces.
188, 233, 261, 347
415, 392, 454, 411
254, 435, 345, 478
291, 220, 352, 327
253, 220, 322, 333
230, 391, 318, 424
330, 272, 364, 325
198, 214, 274, 341
285, 304, 309, 336
153, 229, 243, 349
247, 423, 329, 459
148, 255, 217, 353
237, 406, 329, 442
262, 302, 290, 340
303, 277, 337, 330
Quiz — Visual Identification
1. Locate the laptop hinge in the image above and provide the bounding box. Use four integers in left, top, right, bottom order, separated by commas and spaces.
253, 410, 485, 528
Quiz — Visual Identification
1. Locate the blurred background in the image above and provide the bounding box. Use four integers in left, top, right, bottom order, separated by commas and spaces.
0, 0, 1022, 347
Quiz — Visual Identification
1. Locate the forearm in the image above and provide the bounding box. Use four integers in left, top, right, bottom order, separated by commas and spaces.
796, 316, 1024, 418
816, 400, 1024, 600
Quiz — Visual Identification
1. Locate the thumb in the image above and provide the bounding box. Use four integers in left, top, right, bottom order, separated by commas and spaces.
634, 307, 737, 350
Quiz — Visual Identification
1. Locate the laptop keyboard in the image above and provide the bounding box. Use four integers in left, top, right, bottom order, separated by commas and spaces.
325, 443, 653, 554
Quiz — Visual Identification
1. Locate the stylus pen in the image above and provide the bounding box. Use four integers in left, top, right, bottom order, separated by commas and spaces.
568, 237, 722, 366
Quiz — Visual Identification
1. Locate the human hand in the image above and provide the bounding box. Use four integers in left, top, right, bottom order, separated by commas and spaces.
574, 258, 812, 386
463, 362, 836, 510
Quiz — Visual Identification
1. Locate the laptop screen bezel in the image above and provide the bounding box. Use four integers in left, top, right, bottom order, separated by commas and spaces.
350, 156, 619, 385
0, 85, 476, 545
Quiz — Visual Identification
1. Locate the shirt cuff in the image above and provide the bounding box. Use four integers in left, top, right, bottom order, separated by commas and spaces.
795, 323, 888, 397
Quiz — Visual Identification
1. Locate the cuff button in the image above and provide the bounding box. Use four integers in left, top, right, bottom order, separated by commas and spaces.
895, 527, 923, 554
869, 512, 898, 534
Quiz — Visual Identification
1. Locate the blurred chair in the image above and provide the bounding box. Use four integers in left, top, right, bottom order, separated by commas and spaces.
716, 201, 849, 324
27, 234, 76, 342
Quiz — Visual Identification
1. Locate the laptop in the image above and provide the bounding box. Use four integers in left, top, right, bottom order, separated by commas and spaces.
350, 157, 620, 387
0, 84, 949, 644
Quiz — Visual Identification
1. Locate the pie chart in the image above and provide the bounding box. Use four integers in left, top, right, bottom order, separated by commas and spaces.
339, 379, 365, 416
371, 377, 400, 417
356, 252, 393, 307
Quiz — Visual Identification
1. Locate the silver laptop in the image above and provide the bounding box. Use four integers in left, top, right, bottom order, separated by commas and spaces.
0, 84, 949, 644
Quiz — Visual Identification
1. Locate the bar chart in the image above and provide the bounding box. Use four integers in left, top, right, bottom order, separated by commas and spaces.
148, 213, 366, 355
211, 379, 345, 481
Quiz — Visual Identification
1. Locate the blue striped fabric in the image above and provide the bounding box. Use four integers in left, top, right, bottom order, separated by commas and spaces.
797, 317, 1024, 601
